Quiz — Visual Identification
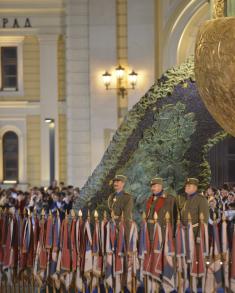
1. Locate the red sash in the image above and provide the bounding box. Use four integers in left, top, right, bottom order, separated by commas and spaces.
146, 195, 166, 218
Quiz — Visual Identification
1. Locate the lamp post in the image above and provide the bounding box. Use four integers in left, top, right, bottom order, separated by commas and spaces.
44, 118, 55, 185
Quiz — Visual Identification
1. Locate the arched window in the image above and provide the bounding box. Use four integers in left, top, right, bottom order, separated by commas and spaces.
3, 131, 18, 182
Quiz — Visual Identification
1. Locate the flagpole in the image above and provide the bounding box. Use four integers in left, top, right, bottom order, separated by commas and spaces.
222, 212, 228, 293
144, 274, 148, 292
105, 285, 109, 293
177, 213, 182, 293
187, 212, 193, 292
94, 210, 100, 293
141, 211, 148, 293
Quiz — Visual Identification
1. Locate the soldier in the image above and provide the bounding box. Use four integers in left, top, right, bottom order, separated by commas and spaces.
107, 175, 133, 289
145, 177, 178, 242
107, 174, 133, 237
180, 178, 209, 237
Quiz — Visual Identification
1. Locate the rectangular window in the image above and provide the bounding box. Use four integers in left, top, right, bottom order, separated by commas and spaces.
1, 47, 18, 91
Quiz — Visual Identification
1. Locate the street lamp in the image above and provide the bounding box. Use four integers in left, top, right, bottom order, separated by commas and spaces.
115, 65, 125, 79
44, 118, 55, 185
128, 70, 138, 89
102, 65, 138, 98
102, 71, 112, 90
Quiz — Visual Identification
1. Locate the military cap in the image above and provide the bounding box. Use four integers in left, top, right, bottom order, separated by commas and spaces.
113, 174, 127, 183
150, 177, 163, 186
185, 178, 199, 186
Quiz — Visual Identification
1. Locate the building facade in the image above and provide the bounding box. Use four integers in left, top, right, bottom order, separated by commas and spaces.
0, 0, 209, 188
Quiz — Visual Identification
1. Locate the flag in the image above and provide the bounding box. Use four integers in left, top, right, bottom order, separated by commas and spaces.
0, 210, 4, 267
70, 217, 77, 272
127, 221, 139, 292
3, 214, 18, 285
84, 218, 93, 287
45, 213, 53, 249
45, 213, 53, 281
221, 215, 229, 290
33, 214, 40, 257
115, 219, 125, 293
185, 220, 195, 264
141, 221, 150, 276
230, 224, 235, 292
212, 222, 222, 288
101, 216, 107, 277
59, 216, 72, 290
191, 221, 207, 278
34, 216, 47, 287
3, 215, 15, 269
104, 220, 115, 289
162, 219, 175, 292
142, 218, 163, 293
92, 219, 103, 291
144, 219, 163, 293
175, 221, 188, 292
22, 215, 34, 268
60, 216, 71, 271
75, 217, 84, 292
18, 214, 27, 271
51, 213, 61, 288
139, 219, 150, 292
205, 221, 222, 291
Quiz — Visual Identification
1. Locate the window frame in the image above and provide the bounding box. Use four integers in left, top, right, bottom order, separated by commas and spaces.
2, 131, 19, 183
0, 36, 24, 96
1, 46, 18, 91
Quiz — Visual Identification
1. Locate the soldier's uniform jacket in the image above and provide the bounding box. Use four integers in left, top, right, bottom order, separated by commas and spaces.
108, 190, 133, 243
146, 192, 178, 242
179, 192, 209, 237
108, 191, 133, 220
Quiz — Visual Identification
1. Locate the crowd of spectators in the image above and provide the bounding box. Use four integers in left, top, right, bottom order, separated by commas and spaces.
0, 180, 80, 220
204, 183, 235, 249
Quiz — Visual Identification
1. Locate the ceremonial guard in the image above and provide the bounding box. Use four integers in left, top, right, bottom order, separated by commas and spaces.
107, 174, 133, 289
145, 177, 178, 241
180, 178, 209, 237
107, 174, 133, 238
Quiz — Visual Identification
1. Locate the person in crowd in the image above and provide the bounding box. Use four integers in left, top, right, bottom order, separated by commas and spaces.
208, 196, 221, 247
205, 185, 217, 200
15, 190, 27, 216
231, 184, 235, 193
219, 183, 229, 210
61, 192, 73, 215
59, 181, 65, 191
227, 191, 235, 205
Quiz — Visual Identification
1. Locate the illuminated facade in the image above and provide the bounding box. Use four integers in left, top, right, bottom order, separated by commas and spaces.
0, 0, 209, 188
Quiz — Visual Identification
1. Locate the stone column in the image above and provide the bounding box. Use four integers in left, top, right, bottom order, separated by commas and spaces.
39, 34, 59, 186
65, 0, 91, 187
